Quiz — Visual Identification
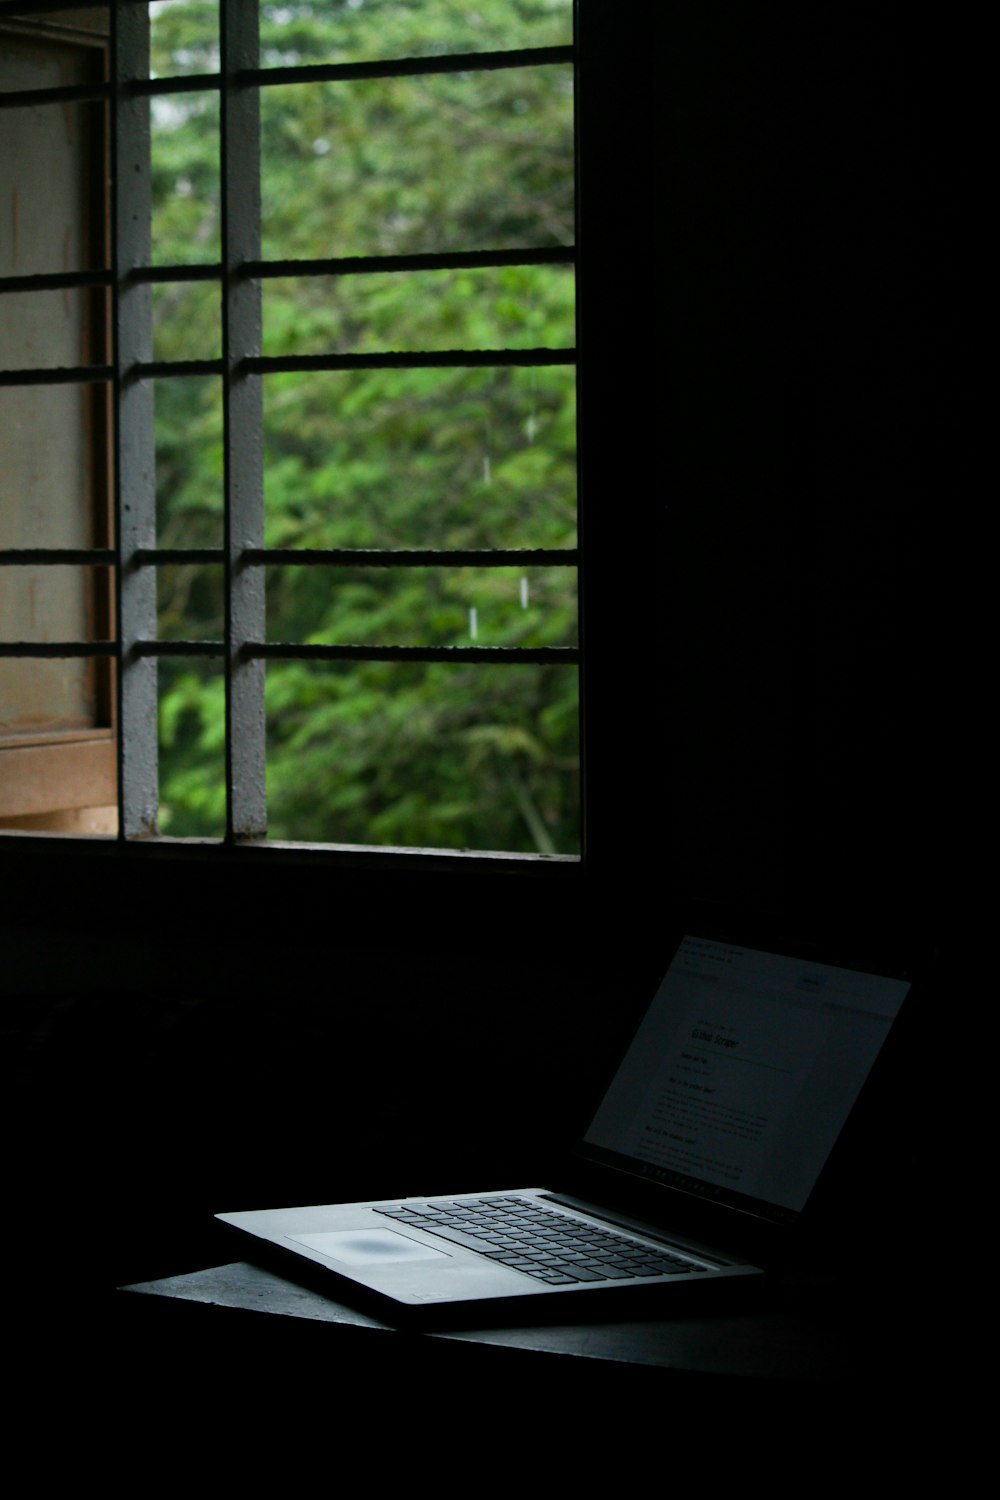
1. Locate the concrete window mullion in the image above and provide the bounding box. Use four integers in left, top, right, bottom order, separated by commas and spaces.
114, 1, 158, 837
221, 0, 265, 840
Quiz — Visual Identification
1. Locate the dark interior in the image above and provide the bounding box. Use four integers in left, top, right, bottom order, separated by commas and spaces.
2, 5, 965, 1435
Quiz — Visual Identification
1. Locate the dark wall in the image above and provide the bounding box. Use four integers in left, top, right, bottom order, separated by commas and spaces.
659, 7, 960, 937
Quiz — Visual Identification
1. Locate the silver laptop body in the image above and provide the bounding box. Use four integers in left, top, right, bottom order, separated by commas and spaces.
218, 930, 917, 1321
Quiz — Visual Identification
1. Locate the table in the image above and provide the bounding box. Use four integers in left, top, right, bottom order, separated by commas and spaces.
105, 1259, 960, 1468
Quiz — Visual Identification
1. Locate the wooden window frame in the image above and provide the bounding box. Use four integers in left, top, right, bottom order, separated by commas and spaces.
0, 9, 115, 831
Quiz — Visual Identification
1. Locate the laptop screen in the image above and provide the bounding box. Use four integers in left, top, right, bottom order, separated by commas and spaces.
580, 936, 911, 1222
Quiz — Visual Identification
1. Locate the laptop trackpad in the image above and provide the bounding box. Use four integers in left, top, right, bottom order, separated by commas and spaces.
289, 1229, 451, 1265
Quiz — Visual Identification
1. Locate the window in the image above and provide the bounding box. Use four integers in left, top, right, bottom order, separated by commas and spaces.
0, 6, 115, 833
1, 0, 582, 860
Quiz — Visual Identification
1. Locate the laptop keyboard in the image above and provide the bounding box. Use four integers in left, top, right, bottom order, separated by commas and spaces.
374, 1196, 709, 1285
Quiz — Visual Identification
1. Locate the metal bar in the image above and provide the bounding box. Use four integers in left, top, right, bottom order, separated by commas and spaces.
133, 641, 224, 658
126, 547, 578, 569
0, 549, 116, 566
134, 548, 224, 567
245, 247, 575, 279
0, 270, 113, 294
4, 352, 576, 385
113, 3, 160, 839
127, 73, 220, 99
245, 45, 573, 88
244, 348, 575, 375
127, 264, 220, 285
221, 0, 267, 840
246, 548, 579, 568
0, 642, 116, 658
248, 644, 579, 665
0, 45, 574, 108
0, 249, 577, 292
131, 359, 223, 380
0, 366, 112, 387
124, 247, 575, 287
113, 252, 572, 295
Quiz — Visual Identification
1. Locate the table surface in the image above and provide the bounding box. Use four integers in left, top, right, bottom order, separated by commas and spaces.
121, 1258, 865, 1384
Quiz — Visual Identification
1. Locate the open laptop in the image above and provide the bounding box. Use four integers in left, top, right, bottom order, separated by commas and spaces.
217, 928, 923, 1324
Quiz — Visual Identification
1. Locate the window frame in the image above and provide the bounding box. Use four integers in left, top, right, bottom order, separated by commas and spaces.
0, 1, 663, 917
0, 9, 116, 830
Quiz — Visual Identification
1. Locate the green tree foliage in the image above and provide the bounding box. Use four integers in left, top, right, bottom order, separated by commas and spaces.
151, 0, 579, 852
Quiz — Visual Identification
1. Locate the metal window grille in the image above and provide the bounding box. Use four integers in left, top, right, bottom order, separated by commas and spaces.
0, 1, 580, 855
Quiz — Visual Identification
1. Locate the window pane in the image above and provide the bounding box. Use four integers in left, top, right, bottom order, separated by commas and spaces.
152, 281, 221, 363
150, 0, 219, 78
149, 2, 573, 74
155, 376, 223, 545
158, 655, 226, 837
151, 90, 220, 266
265, 565, 576, 649
260, 65, 574, 259
261, 264, 574, 357
263, 366, 577, 550
258, 0, 573, 68
157, 563, 224, 643
264, 660, 579, 853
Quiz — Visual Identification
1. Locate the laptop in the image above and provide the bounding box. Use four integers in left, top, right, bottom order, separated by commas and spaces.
217, 927, 924, 1325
